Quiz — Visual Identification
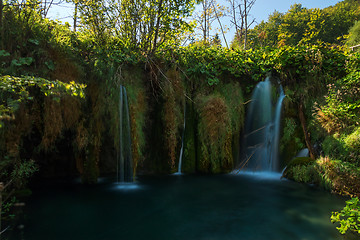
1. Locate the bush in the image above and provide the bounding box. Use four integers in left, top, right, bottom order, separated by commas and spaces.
291, 165, 317, 183
322, 135, 348, 159
331, 197, 360, 235
345, 127, 360, 151
317, 71, 360, 133
347, 21, 360, 51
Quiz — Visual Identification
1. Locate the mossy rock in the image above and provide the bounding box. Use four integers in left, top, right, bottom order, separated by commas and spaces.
287, 157, 314, 168
279, 117, 306, 167
283, 157, 315, 182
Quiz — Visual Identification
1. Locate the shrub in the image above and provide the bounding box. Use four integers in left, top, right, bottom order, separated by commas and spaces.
331, 197, 360, 235
344, 127, 360, 151
291, 165, 316, 183
322, 135, 348, 159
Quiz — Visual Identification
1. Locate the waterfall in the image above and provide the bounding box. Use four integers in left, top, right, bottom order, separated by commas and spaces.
117, 85, 133, 182
240, 78, 285, 172
177, 103, 186, 174
270, 86, 285, 171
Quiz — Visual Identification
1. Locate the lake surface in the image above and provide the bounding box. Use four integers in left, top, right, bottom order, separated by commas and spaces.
8, 173, 348, 240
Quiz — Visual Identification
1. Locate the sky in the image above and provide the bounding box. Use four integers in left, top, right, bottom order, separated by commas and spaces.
250, 0, 341, 24
47, 0, 342, 44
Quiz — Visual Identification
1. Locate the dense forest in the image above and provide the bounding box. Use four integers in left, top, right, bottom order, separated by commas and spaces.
0, 0, 360, 238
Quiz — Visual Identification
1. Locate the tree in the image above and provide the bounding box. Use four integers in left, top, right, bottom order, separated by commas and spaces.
277, 4, 308, 46
211, 33, 221, 45
114, 0, 196, 54
323, 0, 360, 45
66, 0, 196, 54
232, 10, 283, 49
227, 0, 256, 49
193, 0, 227, 44
244, 1, 360, 49
73, 0, 111, 45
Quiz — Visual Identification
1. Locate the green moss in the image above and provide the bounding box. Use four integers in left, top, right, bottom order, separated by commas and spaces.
123, 65, 147, 174
291, 165, 317, 183
283, 157, 317, 183
196, 94, 231, 173
148, 101, 170, 173
315, 158, 360, 197
190, 80, 245, 173
283, 157, 315, 182
322, 135, 348, 159
219, 82, 245, 133
101, 64, 148, 176
287, 157, 314, 167
161, 71, 183, 172
344, 127, 360, 151
183, 101, 197, 173
280, 117, 305, 166
284, 156, 360, 197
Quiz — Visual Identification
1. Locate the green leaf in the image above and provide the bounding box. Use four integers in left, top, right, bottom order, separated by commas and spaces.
0, 50, 10, 57
45, 60, 55, 70
11, 59, 22, 66
28, 38, 40, 45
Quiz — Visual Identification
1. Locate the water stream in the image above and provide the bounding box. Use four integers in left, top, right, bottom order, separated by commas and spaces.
177, 103, 186, 174
117, 85, 133, 182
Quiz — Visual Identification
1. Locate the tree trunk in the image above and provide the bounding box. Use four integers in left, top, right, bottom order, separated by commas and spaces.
152, 0, 164, 53
298, 101, 317, 159
212, 1, 228, 48
74, 2, 78, 32
0, 0, 3, 49
231, 0, 241, 46
243, 0, 247, 49
203, 0, 207, 42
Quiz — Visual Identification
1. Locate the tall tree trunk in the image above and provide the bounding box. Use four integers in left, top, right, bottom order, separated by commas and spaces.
152, 0, 164, 54
243, 0, 247, 49
73, 2, 78, 32
203, 0, 207, 42
298, 100, 317, 159
43, 0, 46, 18
212, 1, 228, 48
0, 0, 3, 49
231, 0, 241, 46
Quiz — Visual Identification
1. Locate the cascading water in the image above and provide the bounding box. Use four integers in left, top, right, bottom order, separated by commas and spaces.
270, 86, 285, 170
240, 78, 285, 172
177, 103, 186, 174
117, 85, 133, 182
